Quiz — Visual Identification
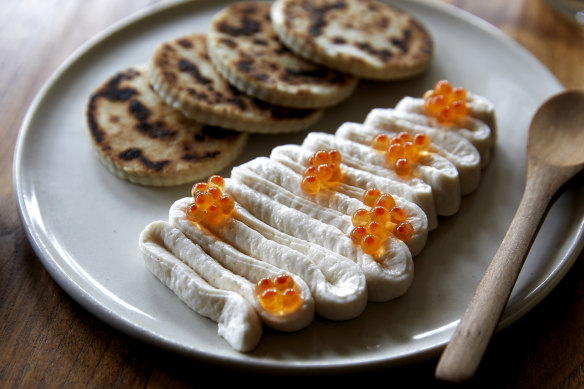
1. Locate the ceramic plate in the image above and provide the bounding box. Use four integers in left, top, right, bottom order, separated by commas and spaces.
14, 0, 584, 373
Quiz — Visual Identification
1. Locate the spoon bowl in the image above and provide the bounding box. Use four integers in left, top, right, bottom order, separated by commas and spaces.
435, 90, 584, 382
528, 90, 584, 167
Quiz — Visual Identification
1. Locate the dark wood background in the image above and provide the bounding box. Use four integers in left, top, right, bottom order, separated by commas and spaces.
2, 0, 583, 387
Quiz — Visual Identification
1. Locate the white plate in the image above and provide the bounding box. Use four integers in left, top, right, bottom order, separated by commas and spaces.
14, 0, 584, 373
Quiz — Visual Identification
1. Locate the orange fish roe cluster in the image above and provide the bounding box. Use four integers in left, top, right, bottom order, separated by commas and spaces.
350, 188, 414, 257
256, 274, 302, 316
300, 149, 343, 194
370, 131, 431, 177
423, 80, 468, 123
186, 175, 235, 225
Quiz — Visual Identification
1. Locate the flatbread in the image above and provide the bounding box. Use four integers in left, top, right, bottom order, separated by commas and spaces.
86, 65, 247, 186
207, 2, 359, 109
271, 0, 433, 80
148, 34, 323, 133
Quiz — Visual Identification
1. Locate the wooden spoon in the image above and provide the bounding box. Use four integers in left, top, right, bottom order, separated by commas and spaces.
435, 90, 584, 382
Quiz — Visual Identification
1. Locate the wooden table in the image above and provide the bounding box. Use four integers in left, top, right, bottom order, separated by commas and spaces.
2, 0, 583, 387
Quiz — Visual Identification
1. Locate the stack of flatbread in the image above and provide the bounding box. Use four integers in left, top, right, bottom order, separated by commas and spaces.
86, 0, 433, 187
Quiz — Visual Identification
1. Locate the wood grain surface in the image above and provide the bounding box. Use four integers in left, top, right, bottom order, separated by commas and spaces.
2, 0, 583, 387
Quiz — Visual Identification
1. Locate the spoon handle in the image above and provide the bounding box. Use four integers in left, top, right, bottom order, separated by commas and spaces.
435, 162, 563, 382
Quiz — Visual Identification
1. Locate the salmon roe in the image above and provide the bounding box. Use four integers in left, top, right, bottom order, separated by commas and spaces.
255, 274, 302, 316
423, 80, 468, 123
350, 188, 414, 258
370, 131, 432, 177
301, 149, 343, 194
186, 175, 234, 225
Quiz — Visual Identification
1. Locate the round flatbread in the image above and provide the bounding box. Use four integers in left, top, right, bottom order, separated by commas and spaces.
86, 65, 248, 186
270, 0, 433, 80
207, 2, 359, 109
148, 34, 323, 133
